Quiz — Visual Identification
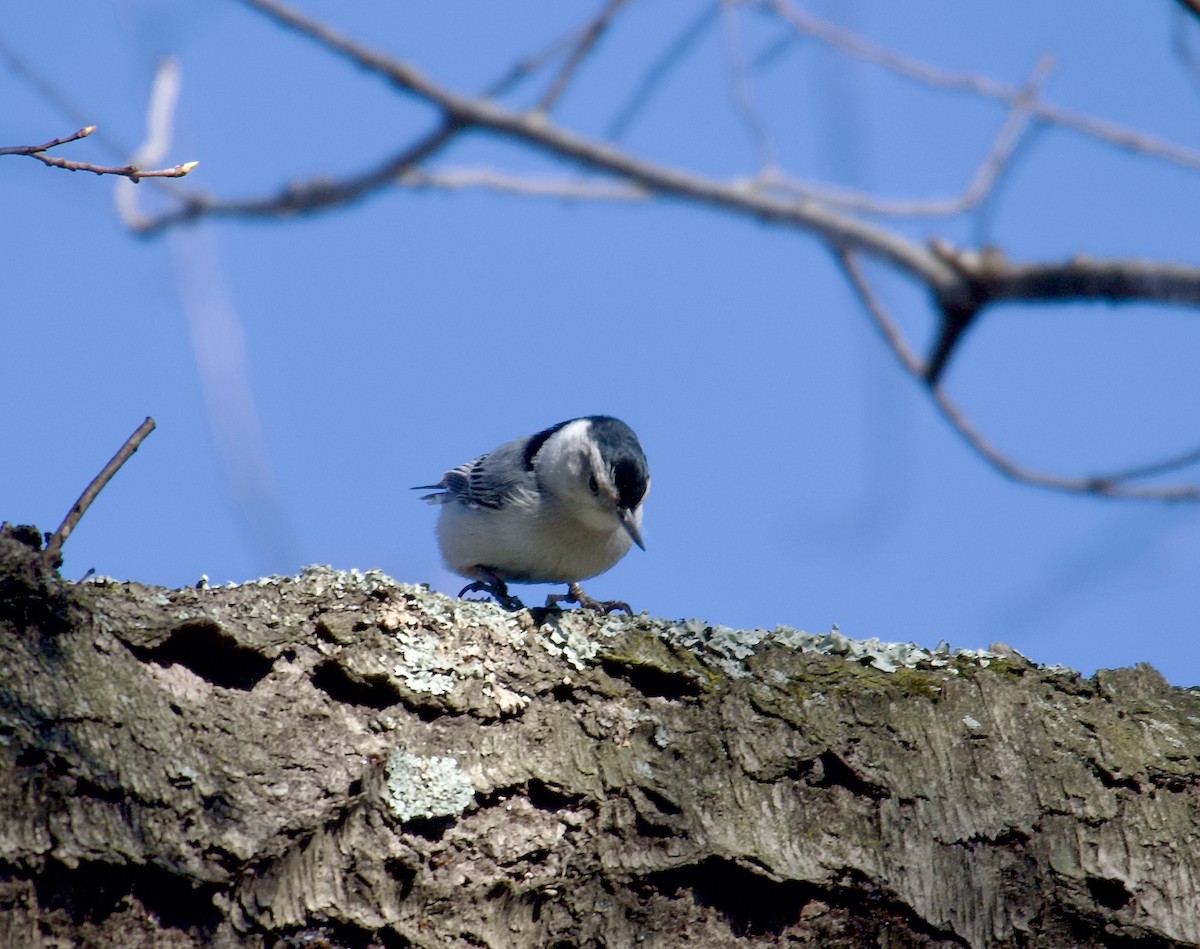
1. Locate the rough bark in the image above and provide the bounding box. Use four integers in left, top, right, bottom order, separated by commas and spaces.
2, 524, 1199, 948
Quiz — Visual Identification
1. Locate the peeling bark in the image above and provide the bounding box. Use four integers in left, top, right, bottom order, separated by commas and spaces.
2, 524, 1199, 948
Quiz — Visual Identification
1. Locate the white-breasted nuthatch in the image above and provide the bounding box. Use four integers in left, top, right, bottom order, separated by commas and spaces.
417, 416, 650, 613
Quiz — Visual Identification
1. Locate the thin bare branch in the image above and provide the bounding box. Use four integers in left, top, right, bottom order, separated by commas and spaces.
0, 125, 95, 156
720, 0, 779, 171
147, 0, 956, 301
137, 2, 1200, 317
1099, 443, 1200, 485
400, 167, 648, 201
930, 386, 1200, 501
537, 0, 631, 112
1, 125, 197, 181
28, 152, 196, 181
837, 252, 1200, 501
754, 54, 1051, 218
0, 38, 131, 158
43, 418, 157, 568
835, 250, 927, 378
485, 28, 591, 100
128, 120, 460, 235
606, 2, 721, 141
764, 0, 1200, 173
424, 51, 1041, 224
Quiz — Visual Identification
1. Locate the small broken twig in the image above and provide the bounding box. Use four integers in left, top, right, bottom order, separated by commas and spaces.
43, 417, 157, 567
0, 125, 197, 181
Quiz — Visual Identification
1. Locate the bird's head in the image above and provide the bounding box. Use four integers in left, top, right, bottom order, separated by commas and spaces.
533, 416, 650, 547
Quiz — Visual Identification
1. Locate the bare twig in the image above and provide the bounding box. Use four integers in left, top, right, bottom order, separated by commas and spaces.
400, 167, 648, 200
42, 418, 157, 567
0, 126, 95, 156
929, 386, 1200, 501
1, 125, 197, 181
606, 2, 721, 140
837, 252, 1200, 501
128, 120, 460, 234
753, 54, 1051, 218
764, 0, 1200, 173
721, 0, 779, 171
486, 29, 589, 100
834, 251, 926, 378
537, 0, 631, 112
0, 38, 130, 158
1099, 443, 1200, 485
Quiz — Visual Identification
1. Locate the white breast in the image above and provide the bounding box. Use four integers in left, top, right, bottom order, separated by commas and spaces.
437, 497, 634, 584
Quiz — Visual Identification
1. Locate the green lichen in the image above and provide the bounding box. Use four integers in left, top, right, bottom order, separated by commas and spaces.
384, 749, 476, 823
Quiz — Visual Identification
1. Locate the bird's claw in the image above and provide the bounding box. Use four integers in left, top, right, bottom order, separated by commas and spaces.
544, 581, 633, 615
458, 579, 525, 611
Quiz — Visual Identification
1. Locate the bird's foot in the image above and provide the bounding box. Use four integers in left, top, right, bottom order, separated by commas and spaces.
458, 577, 524, 611
545, 581, 633, 615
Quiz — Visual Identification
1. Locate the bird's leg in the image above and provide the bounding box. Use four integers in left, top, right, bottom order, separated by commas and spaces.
458, 568, 524, 611
545, 581, 633, 615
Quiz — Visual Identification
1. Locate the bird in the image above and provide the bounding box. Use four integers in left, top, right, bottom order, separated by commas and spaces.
417, 416, 649, 614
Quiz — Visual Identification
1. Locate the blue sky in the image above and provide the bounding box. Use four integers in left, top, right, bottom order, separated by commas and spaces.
4, 1, 1199, 681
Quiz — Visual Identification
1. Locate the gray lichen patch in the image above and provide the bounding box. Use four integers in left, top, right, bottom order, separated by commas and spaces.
514, 607, 1022, 680
384, 749, 476, 823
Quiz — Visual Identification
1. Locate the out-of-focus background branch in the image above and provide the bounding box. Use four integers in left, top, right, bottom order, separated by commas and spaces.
112, 0, 1200, 499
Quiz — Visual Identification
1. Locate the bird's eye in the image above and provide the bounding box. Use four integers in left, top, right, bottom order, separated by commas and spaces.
588, 474, 599, 494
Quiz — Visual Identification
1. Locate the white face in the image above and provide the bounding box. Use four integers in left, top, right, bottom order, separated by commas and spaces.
536, 421, 636, 530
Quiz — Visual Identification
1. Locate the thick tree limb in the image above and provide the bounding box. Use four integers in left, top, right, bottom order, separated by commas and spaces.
3, 540, 1200, 946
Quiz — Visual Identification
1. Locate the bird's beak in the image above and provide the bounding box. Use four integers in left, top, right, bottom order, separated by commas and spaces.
619, 508, 645, 550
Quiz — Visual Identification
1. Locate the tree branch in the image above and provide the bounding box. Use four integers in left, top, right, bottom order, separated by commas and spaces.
837, 252, 1200, 501
125, 121, 461, 234
111, 0, 1200, 502
163, 0, 1200, 321
764, 0, 1200, 173
721, 0, 780, 172
536, 0, 631, 112
145, 0, 959, 301
924, 240, 1200, 384
606, 2, 720, 141
754, 53, 1052, 218
42, 417, 157, 568
0, 126, 197, 181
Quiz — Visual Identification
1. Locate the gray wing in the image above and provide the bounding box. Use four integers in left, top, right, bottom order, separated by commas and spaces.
425, 436, 536, 510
